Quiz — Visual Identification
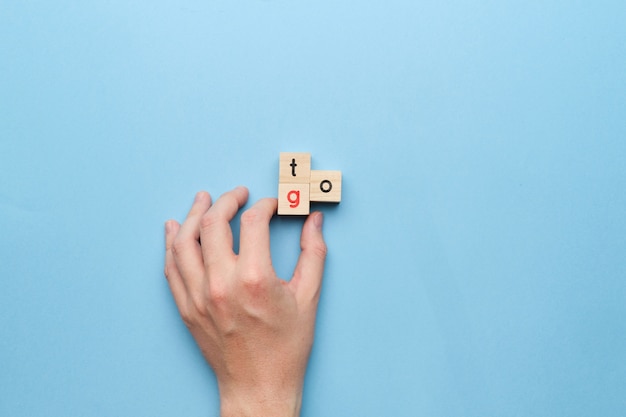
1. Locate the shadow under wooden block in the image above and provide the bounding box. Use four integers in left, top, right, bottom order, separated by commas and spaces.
278, 183, 310, 215
310, 170, 342, 203
279, 152, 311, 184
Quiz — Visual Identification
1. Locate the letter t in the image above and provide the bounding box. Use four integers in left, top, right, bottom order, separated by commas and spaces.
290, 158, 297, 177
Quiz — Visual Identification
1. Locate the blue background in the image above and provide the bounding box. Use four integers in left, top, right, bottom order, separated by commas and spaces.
1, 1, 625, 416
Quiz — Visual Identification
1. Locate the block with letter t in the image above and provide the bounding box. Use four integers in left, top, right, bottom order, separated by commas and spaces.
279, 152, 311, 184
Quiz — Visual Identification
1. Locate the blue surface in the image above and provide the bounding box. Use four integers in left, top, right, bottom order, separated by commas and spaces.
1, 1, 625, 416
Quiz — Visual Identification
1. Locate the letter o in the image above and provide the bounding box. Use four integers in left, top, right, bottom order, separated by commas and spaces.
320, 180, 332, 193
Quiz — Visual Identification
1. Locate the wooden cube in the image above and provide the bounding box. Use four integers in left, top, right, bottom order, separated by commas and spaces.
278, 183, 310, 215
310, 170, 342, 203
279, 152, 311, 184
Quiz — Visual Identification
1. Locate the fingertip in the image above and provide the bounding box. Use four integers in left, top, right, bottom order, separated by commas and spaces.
235, 185, 249, 196
239, 198, 277, 237
232, 186, 250, 204
312, 211, 324, 230
165, 219, 180, 243
304, 211, 324, 236
241, 197, 278, 221
165, 219, 176, 235
195, 190, 211, 203
259, 197, 278, 213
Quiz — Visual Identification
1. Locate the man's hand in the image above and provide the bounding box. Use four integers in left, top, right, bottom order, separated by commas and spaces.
164, 187, 327, 417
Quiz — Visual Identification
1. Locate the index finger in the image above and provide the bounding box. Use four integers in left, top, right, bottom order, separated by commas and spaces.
238, 198, 277, 271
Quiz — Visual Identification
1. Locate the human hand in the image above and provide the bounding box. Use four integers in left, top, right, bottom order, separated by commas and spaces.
164, 187, 327, 417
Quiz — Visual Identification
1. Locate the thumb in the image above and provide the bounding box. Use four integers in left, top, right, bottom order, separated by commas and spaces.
290, 211, 327, 304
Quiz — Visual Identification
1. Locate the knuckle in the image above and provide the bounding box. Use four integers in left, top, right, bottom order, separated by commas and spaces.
172, 237, 192, 257
207, 283, 229, 306
240, 207, 260, 226
240, 269, 268, 293
200, 211, 221, 233
242, 275, 263, 290
179, 305, 194, 327
310, 241, 328, 260
190, 293, 210, 319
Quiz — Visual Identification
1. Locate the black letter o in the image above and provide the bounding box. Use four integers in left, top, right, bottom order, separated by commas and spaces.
320, 180, 332, 193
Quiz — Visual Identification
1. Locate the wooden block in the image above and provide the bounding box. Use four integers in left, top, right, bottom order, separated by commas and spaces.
278, 183, 310, 215
279, 152, 311, 184
310, 170, 342, 202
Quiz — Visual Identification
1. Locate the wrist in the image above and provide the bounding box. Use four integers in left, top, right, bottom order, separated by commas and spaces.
220, 392, 302, 417
218, 379, 303, 417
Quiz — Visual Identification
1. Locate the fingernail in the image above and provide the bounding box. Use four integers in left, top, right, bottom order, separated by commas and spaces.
314, 212, 323, 230
165, 220, 172, 233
